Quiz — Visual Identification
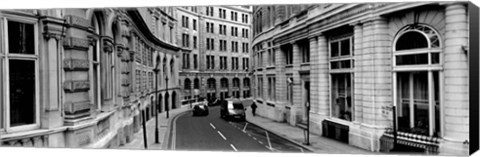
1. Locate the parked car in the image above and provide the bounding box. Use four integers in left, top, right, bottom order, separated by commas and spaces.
193, 103, 209, 116
220, 100, 246, 121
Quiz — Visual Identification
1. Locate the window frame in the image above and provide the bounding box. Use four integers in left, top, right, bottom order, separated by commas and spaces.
328, 34, 354, 122
2, 16, 41, 132
392, 24, 443, 137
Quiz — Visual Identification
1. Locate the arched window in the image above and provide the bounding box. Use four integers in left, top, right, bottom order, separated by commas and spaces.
393, 24, 442, 137
193, 78, 200, 89
393, 24, 441, 66
91, 13, 102, 110
184, 78, 191, 90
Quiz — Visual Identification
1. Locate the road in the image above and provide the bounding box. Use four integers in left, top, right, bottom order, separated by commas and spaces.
168, 105, 309, 152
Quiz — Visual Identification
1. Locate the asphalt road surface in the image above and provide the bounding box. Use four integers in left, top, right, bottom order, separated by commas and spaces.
169, 106, 309, 153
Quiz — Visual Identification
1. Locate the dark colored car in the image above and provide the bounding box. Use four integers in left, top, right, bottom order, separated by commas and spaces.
193, 103, 209, 116
220, 100, 246, 121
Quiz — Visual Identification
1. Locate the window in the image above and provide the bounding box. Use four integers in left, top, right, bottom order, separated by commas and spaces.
393, 24, 442, 137
1, 19, 39, 130
193, 19, 197, 30
223, 57, 227, 70
206, 7, 214, 16
194, 78, 200, 89
329, 37, 352, 69
193, 36, 197, 49
184, 79, 191, 90
219, 24, 227, 35
193, 54, 198, 69
182, 16, 189, 28
267, 76, 276, 101
329, 32, 354, 122
219, 8, 226, 19
206, 22, 214, 34
230, 27, 238, 37
299, 40, 310, 63
257, 76, 263, 98
182, 33, 189, 48
242, 28, 249, 38
182, 53, 190, 69
206, 38, 214, 50
206, 55, 215, 69
149, 72, 153, 91
282, 44, 293, 65
286, 75, 293, 104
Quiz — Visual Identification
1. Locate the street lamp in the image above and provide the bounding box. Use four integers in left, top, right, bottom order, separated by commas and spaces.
163, 57, 169, 119
153, 55, 160, 144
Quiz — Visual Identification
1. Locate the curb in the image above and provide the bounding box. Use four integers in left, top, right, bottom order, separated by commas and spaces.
246, 118, 316, 153
161, 107, 190, 150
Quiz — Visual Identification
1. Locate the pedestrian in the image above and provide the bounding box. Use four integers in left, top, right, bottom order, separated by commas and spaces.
251, 102, 257, 116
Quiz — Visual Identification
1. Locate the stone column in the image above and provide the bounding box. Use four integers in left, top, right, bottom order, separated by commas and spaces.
41, 17, 65, 130
309, 37, 319, 114
353, 23, 363, 124
291, 42, 302, 125
439, 3, 469, 155
316, 35, 330, 118
371, 17, 391, 128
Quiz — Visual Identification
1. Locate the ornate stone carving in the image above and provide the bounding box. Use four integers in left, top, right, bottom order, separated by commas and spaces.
76, 129, 92, 147
64, 59, 89, 71
63, 80, 90, 93
63, 37, 90, 50
64, 101, 91, 114
65, 15, 90, 28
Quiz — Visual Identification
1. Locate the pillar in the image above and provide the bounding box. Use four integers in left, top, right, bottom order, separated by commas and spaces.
439, 3, 469, 155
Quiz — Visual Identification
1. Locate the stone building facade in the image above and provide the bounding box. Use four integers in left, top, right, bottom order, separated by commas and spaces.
177, 6, 253, 104
0, 7, 181, 148
251, 2, 471, 155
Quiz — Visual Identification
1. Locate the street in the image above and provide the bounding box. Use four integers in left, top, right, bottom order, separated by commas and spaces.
168, 105, 309, 152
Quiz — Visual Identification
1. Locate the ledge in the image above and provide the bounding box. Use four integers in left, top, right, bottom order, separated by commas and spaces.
1, 126, 68, 141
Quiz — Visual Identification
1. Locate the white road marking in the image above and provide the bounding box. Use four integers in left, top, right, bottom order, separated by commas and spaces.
230, 144, 238, 151
210, 123, 216, 129
265, 131, 272, 150
252, 137, 257, 140
299, 147, 304, 152
217, 131, 227, 140
242, 123, 248, 132
258, 141, 264, 144
247, 133, 252, 137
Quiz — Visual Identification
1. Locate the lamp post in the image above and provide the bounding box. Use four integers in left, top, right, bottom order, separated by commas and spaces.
153, 56, 160, 144
163, 58, 169, 119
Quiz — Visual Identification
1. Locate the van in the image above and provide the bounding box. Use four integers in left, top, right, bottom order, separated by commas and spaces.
219, 100, 246, 121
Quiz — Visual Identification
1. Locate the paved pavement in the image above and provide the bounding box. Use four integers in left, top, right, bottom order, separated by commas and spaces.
118, 105, 190, 150
244, 103, 378, 154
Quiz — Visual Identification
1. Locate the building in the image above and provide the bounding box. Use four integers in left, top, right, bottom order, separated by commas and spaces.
177, 6, 253, 104
251, 2, 471, 155
0, 7, 181, 148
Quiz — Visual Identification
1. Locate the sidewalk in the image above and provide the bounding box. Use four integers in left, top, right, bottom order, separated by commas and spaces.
245, 110, 377, 154
118, 105, 190, 150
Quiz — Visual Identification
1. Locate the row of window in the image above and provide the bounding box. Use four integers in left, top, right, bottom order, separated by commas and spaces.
204, 38, 248, 53
203, 55, 249, 70
255, 40, 310, 68
205, 7, 249, 24
206, 78, 249, 89
150, 10, 175, 44
182, 53, 198, 70
205, 22, 248, 38
135, 70, 155, 93
134, 35, 154, 67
